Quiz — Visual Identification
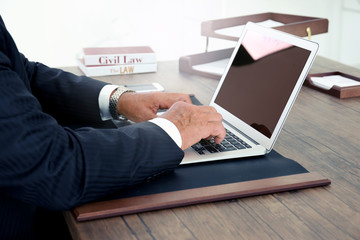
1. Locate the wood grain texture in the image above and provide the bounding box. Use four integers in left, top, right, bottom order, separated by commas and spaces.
73, 172, 330, 221
63, 56, 360, 240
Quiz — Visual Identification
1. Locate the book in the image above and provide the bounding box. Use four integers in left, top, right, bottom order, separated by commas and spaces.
77, 58, 157, 77
82, 46, 157, 66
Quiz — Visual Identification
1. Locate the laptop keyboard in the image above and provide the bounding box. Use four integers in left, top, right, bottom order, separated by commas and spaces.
191, 129, 252, 155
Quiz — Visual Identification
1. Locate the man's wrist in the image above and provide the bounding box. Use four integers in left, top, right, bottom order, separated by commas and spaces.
98, 85, 136, 121
109, 86, 135, 120
149, 118, 182, 148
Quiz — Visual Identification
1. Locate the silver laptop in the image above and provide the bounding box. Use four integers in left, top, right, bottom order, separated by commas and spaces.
181, 22, 319, 164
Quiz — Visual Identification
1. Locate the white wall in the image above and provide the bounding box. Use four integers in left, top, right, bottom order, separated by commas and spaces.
1, 0, 357, 68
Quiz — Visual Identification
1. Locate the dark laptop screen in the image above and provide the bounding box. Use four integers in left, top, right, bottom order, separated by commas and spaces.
214, 29, 311, 138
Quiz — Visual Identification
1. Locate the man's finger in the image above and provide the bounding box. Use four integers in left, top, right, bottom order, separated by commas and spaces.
204, 122, 226, 143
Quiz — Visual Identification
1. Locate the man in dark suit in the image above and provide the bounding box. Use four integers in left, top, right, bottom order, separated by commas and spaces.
0, 16, 225, 239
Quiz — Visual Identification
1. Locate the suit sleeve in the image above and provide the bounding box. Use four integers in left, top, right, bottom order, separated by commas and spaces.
28, 60, 109, 125
0, 51, 184, 211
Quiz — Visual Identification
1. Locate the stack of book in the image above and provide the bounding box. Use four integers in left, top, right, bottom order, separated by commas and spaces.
77, 46, 157, 77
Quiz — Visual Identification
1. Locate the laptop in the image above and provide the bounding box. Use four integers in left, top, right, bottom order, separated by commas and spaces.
181, 22, 319, 164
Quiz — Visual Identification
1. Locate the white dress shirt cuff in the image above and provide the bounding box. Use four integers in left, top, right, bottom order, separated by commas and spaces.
99, 84, 119, 120
149, 118, 182, 149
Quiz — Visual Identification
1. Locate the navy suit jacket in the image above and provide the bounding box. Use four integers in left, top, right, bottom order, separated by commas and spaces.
0, 16, 183, 239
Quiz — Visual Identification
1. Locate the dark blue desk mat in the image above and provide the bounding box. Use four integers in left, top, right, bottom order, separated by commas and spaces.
112, 150, 308, 199
69, 95, 308, 200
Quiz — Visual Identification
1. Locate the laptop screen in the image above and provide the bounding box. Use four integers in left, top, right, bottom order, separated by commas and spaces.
214, 29, 311, 138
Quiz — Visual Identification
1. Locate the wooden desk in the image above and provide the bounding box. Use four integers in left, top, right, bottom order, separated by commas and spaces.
63, 56, 360, 240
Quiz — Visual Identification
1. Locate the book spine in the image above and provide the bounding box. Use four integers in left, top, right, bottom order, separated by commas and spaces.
83, 53, 157, 66
78, 62, 157, 77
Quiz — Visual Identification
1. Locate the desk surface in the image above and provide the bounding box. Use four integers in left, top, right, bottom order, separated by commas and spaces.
63, 56, 360, 240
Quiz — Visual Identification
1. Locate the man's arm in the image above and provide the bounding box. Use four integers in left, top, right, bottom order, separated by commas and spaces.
0, 52, 184, 211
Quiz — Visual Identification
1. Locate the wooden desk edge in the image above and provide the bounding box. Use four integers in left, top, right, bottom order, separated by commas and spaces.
71, 172, 330, 222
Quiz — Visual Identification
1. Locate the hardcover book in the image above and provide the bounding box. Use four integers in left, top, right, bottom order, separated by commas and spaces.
82, 46, 157, 66
77, 58, 157, 77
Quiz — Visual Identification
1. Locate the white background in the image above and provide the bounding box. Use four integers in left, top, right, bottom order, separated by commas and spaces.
1, 0, 358, 68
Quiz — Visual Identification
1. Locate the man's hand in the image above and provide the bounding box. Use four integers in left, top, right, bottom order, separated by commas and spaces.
159, 101, 226, 150
117, 92, 192, 122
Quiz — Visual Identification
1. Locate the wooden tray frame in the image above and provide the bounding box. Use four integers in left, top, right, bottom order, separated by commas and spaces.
305, 71, 360, 98
201, 12, 329, 42
72, 172, 330, 222
179, 48, 233, 79
180, 12, 329, 80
